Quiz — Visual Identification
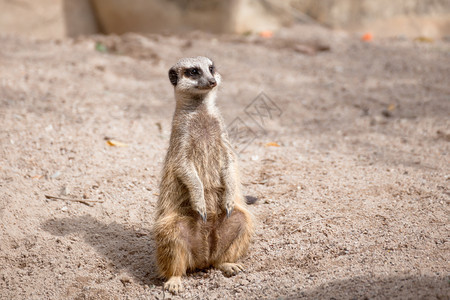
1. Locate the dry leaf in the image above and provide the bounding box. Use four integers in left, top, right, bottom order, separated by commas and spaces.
414, 36, 434, 43
265, 142, 280, 147
361, 33, 373, 42
106, 139, 128, 147
259, 31, 273, 38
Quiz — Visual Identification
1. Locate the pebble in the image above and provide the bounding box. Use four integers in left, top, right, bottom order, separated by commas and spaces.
119, 274, 132, 285
61, 185, 70, 195
51, 171, 61, 179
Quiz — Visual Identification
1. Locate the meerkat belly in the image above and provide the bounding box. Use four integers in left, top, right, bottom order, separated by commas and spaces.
187, 133, 225, 265
188, 116, 225, 214
189, 115, 224, 190
190, 136, 224, 190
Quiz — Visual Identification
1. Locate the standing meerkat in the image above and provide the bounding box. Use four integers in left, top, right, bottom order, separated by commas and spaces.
154, 56, 254, 294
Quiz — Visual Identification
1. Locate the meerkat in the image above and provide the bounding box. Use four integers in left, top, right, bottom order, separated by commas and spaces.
153, 56, 254, 294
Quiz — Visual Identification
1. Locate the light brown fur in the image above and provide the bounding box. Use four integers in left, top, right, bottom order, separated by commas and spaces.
154, 57, 254, 293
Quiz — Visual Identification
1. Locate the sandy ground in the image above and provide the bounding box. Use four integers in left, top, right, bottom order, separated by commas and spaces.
0, 25, 449, 299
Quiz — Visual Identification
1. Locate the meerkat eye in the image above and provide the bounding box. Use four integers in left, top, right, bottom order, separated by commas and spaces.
185, 68, 201, 77
209, 65, 215, 74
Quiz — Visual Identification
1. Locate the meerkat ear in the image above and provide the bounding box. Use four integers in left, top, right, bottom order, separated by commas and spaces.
168, 67, 178, 86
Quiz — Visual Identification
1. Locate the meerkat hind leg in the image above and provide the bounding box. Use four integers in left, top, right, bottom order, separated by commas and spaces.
155, 216, 197, 294
213, 206, 253, 277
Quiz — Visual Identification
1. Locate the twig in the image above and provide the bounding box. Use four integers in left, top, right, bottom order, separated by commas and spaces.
44, 194, 104, 207
290, 216, 345, 234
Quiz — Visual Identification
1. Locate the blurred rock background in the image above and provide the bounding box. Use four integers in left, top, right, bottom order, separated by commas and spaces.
0, 0, 449, 39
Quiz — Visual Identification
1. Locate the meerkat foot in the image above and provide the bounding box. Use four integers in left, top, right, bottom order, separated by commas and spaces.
164, 276, 183, 294
218, 263, 244, 277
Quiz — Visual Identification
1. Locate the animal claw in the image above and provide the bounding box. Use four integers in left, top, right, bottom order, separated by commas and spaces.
164, 276, 183, 294
217, 263, 244, 277
226, 207, 234, 218
198, 211, 207, 222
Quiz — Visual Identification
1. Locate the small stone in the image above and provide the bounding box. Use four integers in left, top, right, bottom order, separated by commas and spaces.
119, 274, 132, 285
51, 171, 61, 179
61, 185, 70, 195
375, 115, 388, 124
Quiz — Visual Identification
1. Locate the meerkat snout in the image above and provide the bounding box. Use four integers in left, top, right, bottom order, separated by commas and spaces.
208, 78, 217, 87
168, 56, 221, 94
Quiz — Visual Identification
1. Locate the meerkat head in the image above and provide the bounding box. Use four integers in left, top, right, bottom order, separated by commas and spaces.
168, 56, 221, 95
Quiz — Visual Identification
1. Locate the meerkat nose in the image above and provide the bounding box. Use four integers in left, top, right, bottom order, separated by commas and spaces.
208, 78, 217, 87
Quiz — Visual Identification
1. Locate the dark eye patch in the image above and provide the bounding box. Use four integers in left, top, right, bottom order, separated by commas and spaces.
184, 67, 202, 78
209, 65, 215, 74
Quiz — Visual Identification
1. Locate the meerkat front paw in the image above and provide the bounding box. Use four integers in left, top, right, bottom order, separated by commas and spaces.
197, 207, 207, 222
217, 263, 244, 277
223, 194, 235, 218
164, 276, 183, 294
193, 201, 207, 222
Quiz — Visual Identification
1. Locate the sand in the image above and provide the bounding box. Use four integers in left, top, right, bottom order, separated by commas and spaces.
0, 25, 449, 299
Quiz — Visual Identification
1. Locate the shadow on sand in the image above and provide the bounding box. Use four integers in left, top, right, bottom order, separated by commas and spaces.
42, 215, 161, 286
296, 274, 449, 299
42, 216, 449, 298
